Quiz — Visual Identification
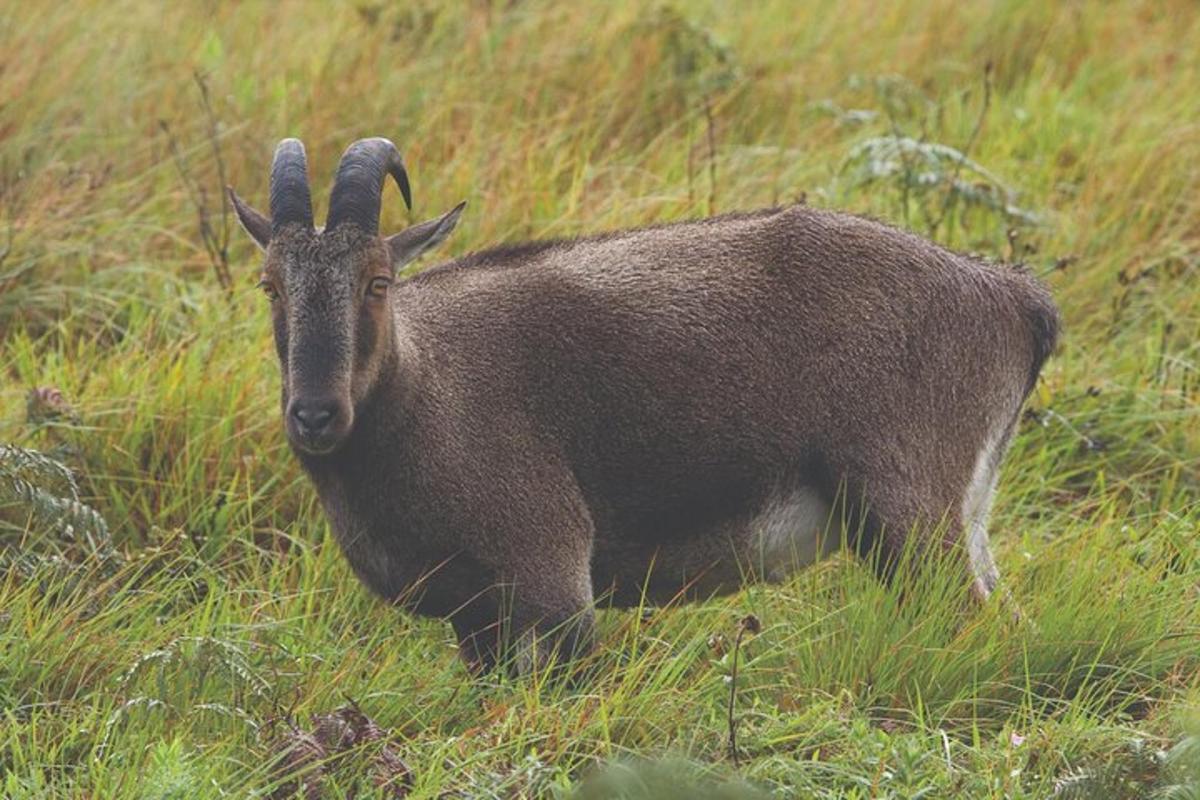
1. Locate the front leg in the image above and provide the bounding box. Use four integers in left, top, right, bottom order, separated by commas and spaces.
505, 575, 596, 677
432, 425, 599, 676
449, 552, 596, 677
450, 607, 502, 676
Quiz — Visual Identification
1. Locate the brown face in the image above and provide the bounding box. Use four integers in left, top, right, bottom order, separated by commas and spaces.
259, 227, 396, 455
228, 136, 465, 457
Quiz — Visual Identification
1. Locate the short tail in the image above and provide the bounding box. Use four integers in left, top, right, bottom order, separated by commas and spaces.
1016, 274, 1061, 395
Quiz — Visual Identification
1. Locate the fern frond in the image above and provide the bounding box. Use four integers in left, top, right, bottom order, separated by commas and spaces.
1, 442, 112, 558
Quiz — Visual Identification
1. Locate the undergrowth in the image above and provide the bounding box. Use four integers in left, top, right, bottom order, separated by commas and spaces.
1, 1, 1198, 797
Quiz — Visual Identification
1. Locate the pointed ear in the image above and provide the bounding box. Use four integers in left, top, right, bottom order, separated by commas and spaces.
228, 186, 272, 250
385, 201, 466, 270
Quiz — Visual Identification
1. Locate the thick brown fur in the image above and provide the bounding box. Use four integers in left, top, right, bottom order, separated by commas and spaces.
233, 170, 1059, 674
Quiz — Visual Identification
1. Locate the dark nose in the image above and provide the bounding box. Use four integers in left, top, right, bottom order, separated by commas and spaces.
291, 401, 338, 436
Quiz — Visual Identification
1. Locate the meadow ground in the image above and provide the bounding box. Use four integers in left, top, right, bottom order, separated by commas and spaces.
2, 1, 1199, 797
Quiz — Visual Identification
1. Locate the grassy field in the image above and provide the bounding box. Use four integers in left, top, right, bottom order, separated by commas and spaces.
2, 1, 1199, 797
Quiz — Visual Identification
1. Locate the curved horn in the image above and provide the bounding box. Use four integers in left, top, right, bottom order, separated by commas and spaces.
326, 137, 412, 235
269, 138, 314, 233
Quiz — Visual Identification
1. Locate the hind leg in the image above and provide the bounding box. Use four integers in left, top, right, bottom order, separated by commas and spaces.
962, 480, 1002, 604
841, 442, 1005, 604
960, 422, 1016, 604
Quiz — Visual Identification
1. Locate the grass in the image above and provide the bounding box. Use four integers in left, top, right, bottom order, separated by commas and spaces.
1, 0, 1198, 797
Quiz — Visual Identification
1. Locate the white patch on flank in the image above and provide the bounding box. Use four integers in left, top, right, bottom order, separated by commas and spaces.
750, 486, 835, 581
962, 424, 1006, 599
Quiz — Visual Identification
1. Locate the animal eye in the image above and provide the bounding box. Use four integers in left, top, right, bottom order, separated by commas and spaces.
258, 279, 279, 301
367, 277, 391, 298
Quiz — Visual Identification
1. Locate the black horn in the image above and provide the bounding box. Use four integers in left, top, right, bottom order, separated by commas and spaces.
326, 137, 413, 234
269, 138, 314, 233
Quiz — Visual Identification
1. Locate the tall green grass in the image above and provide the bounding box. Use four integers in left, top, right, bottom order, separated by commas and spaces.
2, 1, 1198, 797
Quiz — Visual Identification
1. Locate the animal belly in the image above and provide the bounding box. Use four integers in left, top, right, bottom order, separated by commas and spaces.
593, 486, 836, 605
746, 486, 837, 582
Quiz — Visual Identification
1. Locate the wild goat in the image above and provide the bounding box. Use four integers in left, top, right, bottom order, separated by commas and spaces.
230, 137, 1059, 674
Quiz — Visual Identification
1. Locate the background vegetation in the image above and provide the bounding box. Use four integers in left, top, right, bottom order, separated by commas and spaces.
2, 1, 1198, 797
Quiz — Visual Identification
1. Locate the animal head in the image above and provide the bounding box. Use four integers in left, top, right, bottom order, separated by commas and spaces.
229, 138, 464, 455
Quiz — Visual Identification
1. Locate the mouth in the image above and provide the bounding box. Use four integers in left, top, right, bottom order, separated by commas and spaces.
286, 423, 349, 456
291, 436, 342, 456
